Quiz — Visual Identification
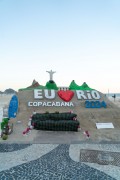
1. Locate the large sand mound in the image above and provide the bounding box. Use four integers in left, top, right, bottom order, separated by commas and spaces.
4, 90, 120, 142
17, 90, 120, 128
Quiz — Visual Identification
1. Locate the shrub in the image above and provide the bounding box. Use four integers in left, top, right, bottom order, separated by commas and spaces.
1, 122, 5, 129
2, 134, 8, 140
1, 118, 9, 130
3, 118, 9, 124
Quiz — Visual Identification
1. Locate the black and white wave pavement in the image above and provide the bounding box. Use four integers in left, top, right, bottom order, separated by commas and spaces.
0, 144, 116, 180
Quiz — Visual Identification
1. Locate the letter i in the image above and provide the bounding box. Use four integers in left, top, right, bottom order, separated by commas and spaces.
86, 91, 92, 99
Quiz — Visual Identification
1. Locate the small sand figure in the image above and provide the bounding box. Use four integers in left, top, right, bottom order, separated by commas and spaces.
84, 130, 90, 139
33, 110, 36, 115
23, 127, 31, 135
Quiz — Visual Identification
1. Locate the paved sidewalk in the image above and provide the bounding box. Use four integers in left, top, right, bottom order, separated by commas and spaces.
0, 143, 119, 180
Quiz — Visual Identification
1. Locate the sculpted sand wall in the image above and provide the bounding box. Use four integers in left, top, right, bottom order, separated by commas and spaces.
16, 90, 120, 129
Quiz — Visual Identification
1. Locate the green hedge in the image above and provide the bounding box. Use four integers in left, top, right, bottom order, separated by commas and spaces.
32, 112, 77, 121
34, 120, 79, 131
31, 112, 79, 131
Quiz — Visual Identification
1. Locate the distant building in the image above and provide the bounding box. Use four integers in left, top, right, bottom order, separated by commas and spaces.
58, 87, 69, 90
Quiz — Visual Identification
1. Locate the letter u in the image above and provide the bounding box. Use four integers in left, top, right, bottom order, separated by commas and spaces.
44, 90, 55, 99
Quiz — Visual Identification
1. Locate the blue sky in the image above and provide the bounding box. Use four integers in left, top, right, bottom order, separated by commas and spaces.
0, 0, 120, 93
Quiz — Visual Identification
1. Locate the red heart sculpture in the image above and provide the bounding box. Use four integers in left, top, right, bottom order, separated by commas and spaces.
57, 90, 74, 102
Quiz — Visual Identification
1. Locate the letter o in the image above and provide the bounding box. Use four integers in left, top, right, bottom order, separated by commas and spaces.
91, 90, 100, 100
33, 102, 38, 106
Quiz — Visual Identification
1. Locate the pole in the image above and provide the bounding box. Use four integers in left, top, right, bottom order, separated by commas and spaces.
108, 89, 109, 97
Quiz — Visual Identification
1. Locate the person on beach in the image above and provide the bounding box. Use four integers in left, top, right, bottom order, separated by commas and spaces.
112, 94, 116, 102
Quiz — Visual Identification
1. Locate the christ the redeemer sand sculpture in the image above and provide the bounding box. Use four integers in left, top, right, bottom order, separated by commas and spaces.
46, 70, 56, 81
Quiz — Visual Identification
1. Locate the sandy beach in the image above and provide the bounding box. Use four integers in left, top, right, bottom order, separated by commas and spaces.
0, 94, 120, 143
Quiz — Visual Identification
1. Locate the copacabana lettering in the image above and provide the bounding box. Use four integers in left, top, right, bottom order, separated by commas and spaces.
28, 101, 74, 107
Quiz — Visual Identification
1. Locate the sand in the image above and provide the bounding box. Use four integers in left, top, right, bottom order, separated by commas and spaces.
1, 92, 120, 143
